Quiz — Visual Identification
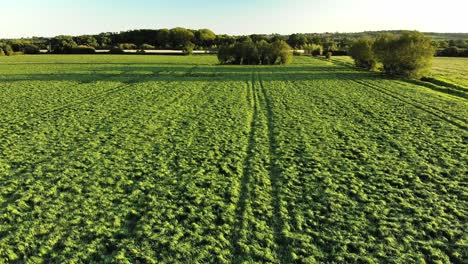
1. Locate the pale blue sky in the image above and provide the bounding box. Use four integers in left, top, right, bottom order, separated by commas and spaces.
1, 0, 467, 38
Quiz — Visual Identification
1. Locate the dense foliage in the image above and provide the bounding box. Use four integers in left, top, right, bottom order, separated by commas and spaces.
0, 55, 466, 263
348, 37, 377, 70
1, 30, 467, 57
374, 32, 435, 78
218, 40, 292, 65
349, 31, 435, 78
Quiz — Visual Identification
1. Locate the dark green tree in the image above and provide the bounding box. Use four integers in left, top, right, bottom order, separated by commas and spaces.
373, 31, 434, 78
170, 27, 195, 49
349, 37, 377, 69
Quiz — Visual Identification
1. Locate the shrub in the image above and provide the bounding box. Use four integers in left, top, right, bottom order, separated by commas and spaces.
373, 31, 434, 78
303, 44, 323, 56
0, 48, 4, 56
109, 47, 125, 54
1, 44, 14, 56
119, 43, 137, 50
325, 52, 332, 59
23, 44, 40, 54
439, 47, 459, 57
140, 44, 155, 50
182, 42, 195, 55
70, 45, 96, 54
461, 49, 468, 57
349, 37, 377, 70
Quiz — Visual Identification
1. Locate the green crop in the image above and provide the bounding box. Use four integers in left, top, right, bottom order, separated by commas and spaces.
0, 55, 466, 263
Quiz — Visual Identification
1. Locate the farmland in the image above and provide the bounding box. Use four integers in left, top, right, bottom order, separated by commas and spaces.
0, 55, 467, 263
330, 56, 468, 90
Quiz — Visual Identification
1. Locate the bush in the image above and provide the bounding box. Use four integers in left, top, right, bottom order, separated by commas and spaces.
23, 44, 40, 54
349, 37, 377, 70
70, 45, 96, 54
461, 49, 468, 57
140, 44, 155, 50
439, 47, 459, 57
182, 42, 195, 55
109, 47, 125, 54
373, 31, 434, 78
0, 48, 4, 56
303, 44, 323, 56
0, 44, 14, 56
119, 43, 137, 50
325, 52, 332, 59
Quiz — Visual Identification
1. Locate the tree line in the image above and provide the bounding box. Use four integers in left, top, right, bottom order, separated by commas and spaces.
1, 29, 467, 57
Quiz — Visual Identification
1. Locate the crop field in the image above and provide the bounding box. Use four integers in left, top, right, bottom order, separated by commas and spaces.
0, 55, 467, 263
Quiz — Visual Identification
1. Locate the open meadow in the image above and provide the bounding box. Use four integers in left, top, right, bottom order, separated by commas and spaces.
0, 55, 466, 263
330, 56, 468, 90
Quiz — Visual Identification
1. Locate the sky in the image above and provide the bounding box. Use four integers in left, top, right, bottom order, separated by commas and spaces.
1, 0, 467, 38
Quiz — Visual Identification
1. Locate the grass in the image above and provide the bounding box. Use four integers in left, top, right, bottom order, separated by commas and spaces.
0, 55, 466, 263
329, 55, 468, 89
431, 57, 468, 89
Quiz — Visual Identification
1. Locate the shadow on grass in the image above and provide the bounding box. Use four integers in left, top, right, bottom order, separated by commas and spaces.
0, 65, 375, 83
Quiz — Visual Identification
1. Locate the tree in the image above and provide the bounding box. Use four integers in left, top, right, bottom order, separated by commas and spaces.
349, 37, 377, 70
155, 29, 170, 48
303, 44, 323, 56
0, 44, 14, 56
182, 42, 195, 55
195, 29, 216, 48
23, 44, 40, 54
75, 35, 98, 48
287, 33, 308, 49
51, 35, 77, 53
170, 27, 194, 49
217, 39, 292, 65
257, 40, 273, 65
96, 34, 112, 48
271, 40, 292, 64
373, 31, 434, 78
0, 48, 5, 56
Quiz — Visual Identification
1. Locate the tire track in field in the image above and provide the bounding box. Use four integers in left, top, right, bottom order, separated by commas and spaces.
352, 79, 468, 130
355, 79, 468, 123
258, 74, 292, 263
231, 75, 257, 261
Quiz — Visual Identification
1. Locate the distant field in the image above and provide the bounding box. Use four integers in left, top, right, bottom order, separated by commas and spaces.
0, 55, 466, 263
431, 57, 468, 88
330, 55, 468, 89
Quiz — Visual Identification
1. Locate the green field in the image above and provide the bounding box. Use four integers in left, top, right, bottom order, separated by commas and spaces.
0, 55, 467, 263
431, 57, 468, 89
330, 56, 468, 89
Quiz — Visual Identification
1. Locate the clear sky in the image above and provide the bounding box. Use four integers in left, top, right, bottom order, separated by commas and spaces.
1, 0, 467, 38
